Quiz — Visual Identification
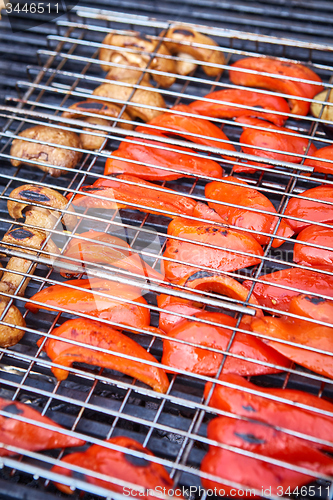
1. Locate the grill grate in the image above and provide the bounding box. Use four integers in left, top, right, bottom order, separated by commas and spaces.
0, 5, 333, 500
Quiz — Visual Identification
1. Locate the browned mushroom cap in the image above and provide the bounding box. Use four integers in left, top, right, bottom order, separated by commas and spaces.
80, 117, 111, 151
99, 33, 176, 88
164, 26, 225, 77
104, 52, 150, 84
92, 82, 166, 122
175, 52, 198, 76
0, 302, 25, 347
61, 100, 133, 130
10, 126, 82, 178
7, 184, 77, 231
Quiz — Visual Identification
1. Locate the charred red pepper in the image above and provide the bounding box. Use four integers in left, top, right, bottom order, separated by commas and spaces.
60, 230, 166, 282
0, 398, 84, 456
205, 373, 333, 449
163, 217, 264, 282
135, 104, 237, 157
243, 267, 333, 312
188, 88, 290, 126
206, 177, 294, 247
294, 225, 333, 268
38, 318, 169, 392
229, 57, 323, 116
25, 278, 151, 330
304, 145, 333, 175
69, 174, 197, 218
251, 315, 333, 380
192, 202, 225, 224
52, 436, 175, 497
284, 185, 333, 233
201, 417, 333, 497
104, 137, 223, 181
289, 294, 333, 323
162, 311, 290, 376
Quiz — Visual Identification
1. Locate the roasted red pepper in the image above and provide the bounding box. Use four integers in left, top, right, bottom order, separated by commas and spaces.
229, 57, 323, 116
235, 117, 317, 171
52, 436, 175, 497
304, 145, 333, 175
289, 294, 333, 323
163, 217, 264, 282
25, 278, 150, 330
192, 202, 225, 224
135, 104, 237, 157
162, 311, 290, 376
284, 185, 333, 233
201, 417, 333, 497
294, 225, 333, 268
104, 137, 223, 181
250, 315, 333, 380
206, 177, 294, 247
38, 318, 169, 392
69, 174, 197, 218
188, 88, 290, 126
243, 267, 333, 312
60, 230, 166, 282
0, 398, 84, 456
205, 373, 333, 449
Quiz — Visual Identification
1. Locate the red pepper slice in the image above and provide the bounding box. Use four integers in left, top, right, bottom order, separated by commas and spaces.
284, 185, 333, 233
242, 267, 333, 312
294, 225, 333, 268
206, 177, 294, 247
70, 174, 198, 217
229, 57, 323, 116
135, 104, 237, 157
290, 294, 333, 323
205, 373, 333, 449
0, 398, 85, 456
189, 88, 290, 126
38, 318, 169, 391
304, 145, 333, 175
235, 116, 317, 167
192, 202, 225, 224
52, 436, 175, 497
202, 417, 333, 497
162, 311, 290, 376
104, 137, 223, 181
25, 278, 150, 330
59, 230, 166, 282
163, 217, 264, 282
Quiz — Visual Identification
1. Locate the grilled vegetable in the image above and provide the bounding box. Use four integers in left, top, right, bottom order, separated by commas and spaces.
70, 174, 197, 217
59, 230, 165, 282
206, 177, 294, 247
310, 89, 333, 124
164, 25, 225, 76
294, 225, 333, 268
192, 202, 224, 223
104, 137, 223, 180
303, 145, 333, 175
251, 314, 333, 379
229, 57, 323, 116
38, 318, 169, 391
79, 117, 111, 151
242, 267, 333, 312
52, 436, 175, 496
61, 100, 133, 129
135, 104, 237, 158
202, 417, 333, 496
162, 311, 290, 376
0, 398, 85, 456
205, 373, 333, 449
10, 126, 82, 177
25, 278, 150, 331
163, 217, 264, 282
189, 88, 290, 126
284, 185, 333, 233
290, 294, 333, 323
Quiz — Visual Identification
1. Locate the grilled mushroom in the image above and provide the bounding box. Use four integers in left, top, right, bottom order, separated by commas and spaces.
175, 52, 198, 75
61, 100, 133, 130
92, 82, 166, 122
10, 126, 82, 178
311, 89, 333, 137
0, 184, 77, 347
79, 117, 111, 151
164, 26, 225, 77
99, 33, 176, 88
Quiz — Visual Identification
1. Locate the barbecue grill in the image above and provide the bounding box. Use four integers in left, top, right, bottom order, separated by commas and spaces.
0, 2, 333, 499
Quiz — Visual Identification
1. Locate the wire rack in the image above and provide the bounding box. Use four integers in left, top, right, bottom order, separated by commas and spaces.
0, 6, 333, 499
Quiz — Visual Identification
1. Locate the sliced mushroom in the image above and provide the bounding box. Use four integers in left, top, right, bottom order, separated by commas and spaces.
99, 32, 176, 88
311, 90, 333, 122
164, 26, 225, 77
61, 101, 133, 130
10, 126, 82, 178
92, 82, 166, 122
176, 52, 198, 76
105, 52, 150, 84
79, 117, 111, 151
0, 302, 25, 348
